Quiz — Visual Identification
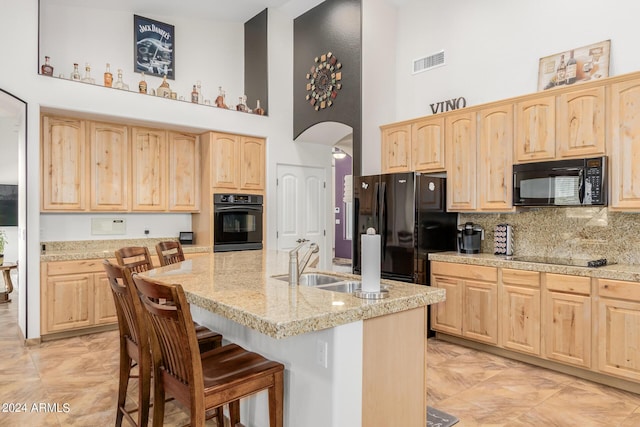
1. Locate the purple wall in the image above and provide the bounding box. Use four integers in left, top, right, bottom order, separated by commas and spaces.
334, 154, 352, 259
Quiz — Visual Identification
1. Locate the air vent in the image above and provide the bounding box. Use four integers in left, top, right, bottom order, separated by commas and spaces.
412, 50, 445, 74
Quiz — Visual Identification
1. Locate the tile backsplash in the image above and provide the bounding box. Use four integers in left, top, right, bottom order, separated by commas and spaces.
460, 208, 640, 264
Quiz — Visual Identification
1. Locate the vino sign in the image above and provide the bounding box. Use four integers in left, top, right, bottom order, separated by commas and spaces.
429, 97, 467, 114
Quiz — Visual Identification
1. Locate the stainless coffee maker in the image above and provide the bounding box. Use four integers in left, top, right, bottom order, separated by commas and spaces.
457, 222, 484, 254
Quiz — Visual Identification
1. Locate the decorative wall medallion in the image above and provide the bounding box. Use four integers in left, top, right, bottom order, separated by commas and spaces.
305, 52, 342, 111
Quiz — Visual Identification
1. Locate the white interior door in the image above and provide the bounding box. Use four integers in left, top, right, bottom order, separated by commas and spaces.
276, 164, 326, 251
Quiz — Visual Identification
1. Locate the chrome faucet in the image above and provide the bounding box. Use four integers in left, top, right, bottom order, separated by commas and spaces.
289, 239, 319, 286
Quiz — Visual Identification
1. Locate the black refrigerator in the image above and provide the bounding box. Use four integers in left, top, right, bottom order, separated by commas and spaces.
353, 173, 457, 334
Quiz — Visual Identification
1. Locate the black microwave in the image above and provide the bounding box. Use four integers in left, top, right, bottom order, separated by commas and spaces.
513, 156, 606, 207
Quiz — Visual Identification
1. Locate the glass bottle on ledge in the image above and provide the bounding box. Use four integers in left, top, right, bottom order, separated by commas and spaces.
236, 95, 248, 112
191, 84, 199, 103
196, 80, 202, 104
157, 75, 171, 98
254, 100, 265, 116
81, 63, 95, 84
70, 63, 81, 81
113, 69, 129, 90
41, 56, 54, 76
138, 72, 147, 94
103, 63, 113, 87
215, 86, 227, 108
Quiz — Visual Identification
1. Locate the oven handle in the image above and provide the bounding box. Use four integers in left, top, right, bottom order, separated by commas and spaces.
214, 205, 263, 212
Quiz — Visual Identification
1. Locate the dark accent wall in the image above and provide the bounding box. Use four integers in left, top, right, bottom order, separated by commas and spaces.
244, 9, 268, 114
293, 0, 362, 176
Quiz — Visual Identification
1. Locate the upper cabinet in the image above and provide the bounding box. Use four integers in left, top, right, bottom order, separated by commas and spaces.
609, 77, 640, 210
478, 104, 515, 212
445, 111, 477, 211
42, 116, 86, 211
131, 127, 167, 211
209, 132, 265, 192
89, 121, 129, 211
515, 96, 556, 163
168, 132, 201, 211
381, 124, 411, 173
239, 137, 266, 191
412, 117, 446, 172
556, 86, 606, 158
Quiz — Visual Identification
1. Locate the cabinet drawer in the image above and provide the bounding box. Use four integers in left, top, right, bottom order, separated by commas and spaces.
545, 273, 591, 295
45, 259, 112, 276
432, 261, 497, 282
502, 269, 540, 287
598, 278, 640, 301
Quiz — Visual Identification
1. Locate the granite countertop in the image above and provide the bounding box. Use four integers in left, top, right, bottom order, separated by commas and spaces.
429, 252, 640, 282
40, 238, 211, 262
138, 250, 445, 339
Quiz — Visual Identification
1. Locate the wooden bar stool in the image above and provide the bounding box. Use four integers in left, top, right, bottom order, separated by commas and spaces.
104, 261, 224, 426
132, 274, 285, 427
155, 241, 185, 267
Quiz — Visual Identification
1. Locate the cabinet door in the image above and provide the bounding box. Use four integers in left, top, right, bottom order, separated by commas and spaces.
515, 96, 555, 162
169, 132, 200, 211
500, 269, 541, 355
240, 137, 265, 191
412, 117, 445, 172
94, 272, 117, 325
89, 121, 129, 211
131, 128, 167, 211
381, 124, 411, 173
211, 133, 240, 189
42, 116, 86, 211
557, 86, 606, 158
544, 291, 591, 368
445, 112, 476, 211
430, 275, 462, 335
45, 273, 94, 333
609, 78, 640, 210
597, 297, 640, 381
463, 280, 498, 344
478, 104, 514, 212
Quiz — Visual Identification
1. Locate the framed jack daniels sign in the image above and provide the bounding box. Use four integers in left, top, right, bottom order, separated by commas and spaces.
134, 15, 175, 79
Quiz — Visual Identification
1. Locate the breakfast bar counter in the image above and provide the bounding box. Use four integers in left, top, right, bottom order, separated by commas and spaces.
139, 249, 445, 427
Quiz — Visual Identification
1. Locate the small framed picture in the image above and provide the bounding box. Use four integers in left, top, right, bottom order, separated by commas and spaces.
537, 40, 610, 91
133, 15, 175, 79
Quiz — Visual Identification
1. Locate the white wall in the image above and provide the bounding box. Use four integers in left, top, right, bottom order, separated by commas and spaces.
394, 0, 640, 121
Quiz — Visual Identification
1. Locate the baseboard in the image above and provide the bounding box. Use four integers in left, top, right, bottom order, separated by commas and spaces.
41, 323, 118, 342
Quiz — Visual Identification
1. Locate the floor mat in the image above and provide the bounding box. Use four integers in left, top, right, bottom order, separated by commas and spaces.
427, 406, 459, 427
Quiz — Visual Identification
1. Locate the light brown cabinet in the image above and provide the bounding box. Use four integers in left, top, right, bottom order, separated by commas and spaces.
41, 116, 86, 211
543, 273, 591, 368
209, 132, 265, 192
515, 96, 556, 163
478, 104, 515, 212
89, 121, 129, 211
131, 127, 167, 211
431, 261, 498, 344
445, 111, 477, 211
411, 117, 446, 172
239, 137, 266, 191
168, 132, 201, 211
596, 278, 640, 382
609, 77, 640, 210
381, 124, 411, 173
500, 268, 541, 355
556, 86, 606, 158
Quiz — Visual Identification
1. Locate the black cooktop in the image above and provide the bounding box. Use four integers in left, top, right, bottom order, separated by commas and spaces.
509, 256, 612, 268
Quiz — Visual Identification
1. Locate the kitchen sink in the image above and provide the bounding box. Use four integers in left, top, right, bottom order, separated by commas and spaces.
272, 272, 343, 286
316, 281, 362, 293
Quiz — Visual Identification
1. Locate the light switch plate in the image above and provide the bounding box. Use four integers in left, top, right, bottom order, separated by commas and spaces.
91, 218, 126, 235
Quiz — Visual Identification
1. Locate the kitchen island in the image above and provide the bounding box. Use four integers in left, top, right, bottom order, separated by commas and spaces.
139, 250, 445, 427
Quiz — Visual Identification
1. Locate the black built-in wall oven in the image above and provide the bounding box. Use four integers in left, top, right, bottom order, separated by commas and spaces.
213, 194, 263, 252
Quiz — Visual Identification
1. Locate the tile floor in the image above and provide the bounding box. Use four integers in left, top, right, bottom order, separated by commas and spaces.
2, 293, 640, 426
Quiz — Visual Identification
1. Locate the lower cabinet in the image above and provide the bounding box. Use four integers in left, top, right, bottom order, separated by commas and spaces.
500, 268, 541, 355
41, 259, 117, 335
543, 273, 591, 368
431, 261, 498, 344
596, 278, 640, 382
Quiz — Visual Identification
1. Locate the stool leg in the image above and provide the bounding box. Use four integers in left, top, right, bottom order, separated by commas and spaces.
268, 371, 284, 427
229, 400, 241, 426
138, 352, 151, 427
116, 345, 131, 427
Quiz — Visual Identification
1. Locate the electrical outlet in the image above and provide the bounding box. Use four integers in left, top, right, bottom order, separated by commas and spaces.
144, 228, 150, 235
316, 339, 328, 368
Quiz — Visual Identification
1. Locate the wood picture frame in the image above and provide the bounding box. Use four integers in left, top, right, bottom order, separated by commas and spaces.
134, 15, 175, 79
538, 40, 610, 91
